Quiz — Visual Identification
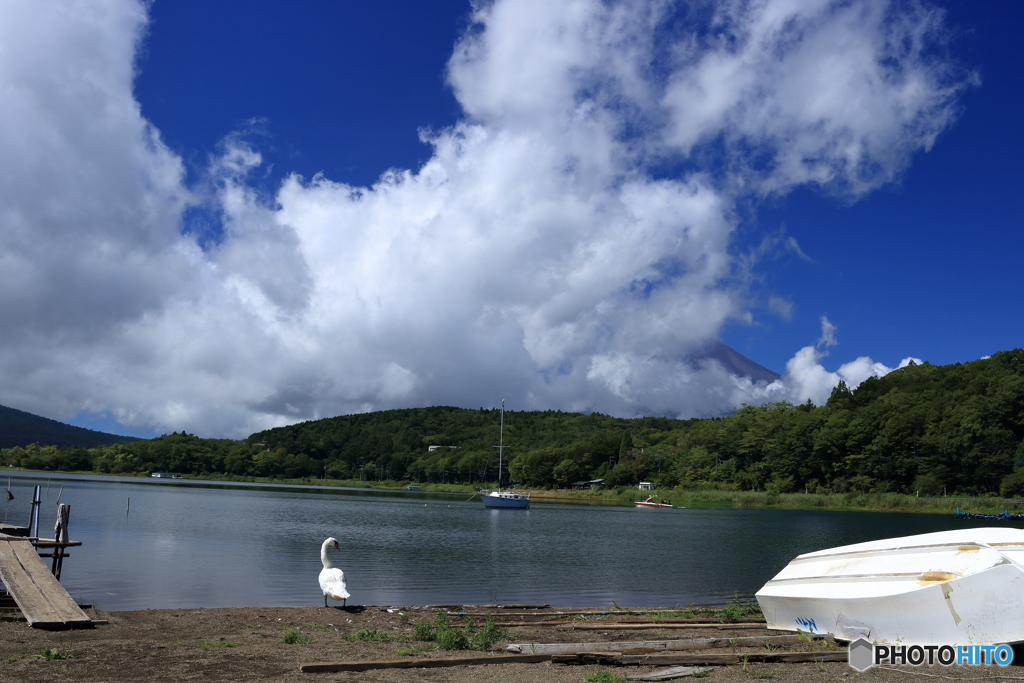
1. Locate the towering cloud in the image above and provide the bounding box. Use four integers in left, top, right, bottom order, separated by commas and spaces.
0, 0, 969, 436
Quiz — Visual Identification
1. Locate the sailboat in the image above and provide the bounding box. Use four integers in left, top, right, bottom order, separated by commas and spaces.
481, 400, 530, 509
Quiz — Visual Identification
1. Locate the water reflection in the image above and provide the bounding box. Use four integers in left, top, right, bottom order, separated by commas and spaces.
2, 470, 1018, 611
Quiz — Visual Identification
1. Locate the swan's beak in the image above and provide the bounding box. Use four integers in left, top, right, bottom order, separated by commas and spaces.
333, 541, 340, 550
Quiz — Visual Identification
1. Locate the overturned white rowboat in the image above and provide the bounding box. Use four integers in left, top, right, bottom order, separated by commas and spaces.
755, 527, 1024, 645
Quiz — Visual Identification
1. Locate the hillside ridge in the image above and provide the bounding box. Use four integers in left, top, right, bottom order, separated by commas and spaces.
0, 404, 141, 450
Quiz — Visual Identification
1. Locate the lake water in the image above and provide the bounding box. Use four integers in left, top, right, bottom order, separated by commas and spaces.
2, 470, 1017, 612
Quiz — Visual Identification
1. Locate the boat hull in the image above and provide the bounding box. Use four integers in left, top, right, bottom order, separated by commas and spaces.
635, 502, 673, 508
756, 528, 1024, 645
481, 492, 530, 509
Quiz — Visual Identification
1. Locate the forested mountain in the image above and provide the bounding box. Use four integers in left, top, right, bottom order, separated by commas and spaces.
2, 349, 1023, 496
0, 404, 140, 450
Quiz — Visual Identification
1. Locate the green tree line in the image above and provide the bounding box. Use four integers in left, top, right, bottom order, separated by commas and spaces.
4, 349, 1024, 496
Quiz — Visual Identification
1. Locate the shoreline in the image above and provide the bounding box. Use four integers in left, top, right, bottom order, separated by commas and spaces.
5, 466, 1009, 515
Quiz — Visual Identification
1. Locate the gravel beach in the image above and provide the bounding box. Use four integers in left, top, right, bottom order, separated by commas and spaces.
1, 605, 1018, 682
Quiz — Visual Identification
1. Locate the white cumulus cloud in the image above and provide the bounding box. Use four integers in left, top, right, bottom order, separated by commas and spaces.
0, 0, 969, 436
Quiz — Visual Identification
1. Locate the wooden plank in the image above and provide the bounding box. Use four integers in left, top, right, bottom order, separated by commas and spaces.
0, 540, 50, 626
567, 623, 769, 631
473, 615, 765, 622
0, 539, 52, 624
546, 618, 766, 624
11, 540, 89, 624
32, 540, 83, 548
502, 621, 764, 628
508, 634, 825, 655
627, 666, 710, 680
0, 524, 29, 537
552, 651, 847, 666
431, 604, 551, 610
300, 653, 551, 673
0, 538, 90, 628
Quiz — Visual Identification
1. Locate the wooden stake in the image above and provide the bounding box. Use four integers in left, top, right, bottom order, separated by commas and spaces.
51, 504, 70, 579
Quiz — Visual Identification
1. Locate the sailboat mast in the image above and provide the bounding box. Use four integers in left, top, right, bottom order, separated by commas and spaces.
498, 399, 504, 492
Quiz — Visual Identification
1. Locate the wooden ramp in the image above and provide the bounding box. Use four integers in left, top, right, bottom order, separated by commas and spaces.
0, 534, 91, 629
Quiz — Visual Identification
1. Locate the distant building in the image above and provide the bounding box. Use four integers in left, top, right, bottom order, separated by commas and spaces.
569, 479, 605, 490
638, 482, 657, 491
427, 445, 459, 452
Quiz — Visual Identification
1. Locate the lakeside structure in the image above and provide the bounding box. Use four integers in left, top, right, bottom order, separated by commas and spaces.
0, 487, 89, 628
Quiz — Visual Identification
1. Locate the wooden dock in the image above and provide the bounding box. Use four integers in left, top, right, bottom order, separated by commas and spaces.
0, 533, 91, 629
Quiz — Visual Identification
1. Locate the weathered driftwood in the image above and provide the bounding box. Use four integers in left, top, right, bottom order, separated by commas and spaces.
627, 666, 711, 680
300, 653, 550, 673
427, 603, 550, 610
445, 610, 765, 623
566, 618, 766, 624
552, 650, 847, 666
491, 622, 765, 626
508, 633, 825, 655
565, 623, 767, 630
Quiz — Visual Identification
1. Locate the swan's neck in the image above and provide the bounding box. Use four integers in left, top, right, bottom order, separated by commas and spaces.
321, 543, 333, 569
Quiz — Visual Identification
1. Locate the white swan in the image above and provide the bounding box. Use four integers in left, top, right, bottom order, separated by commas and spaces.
319, 537, 350, 607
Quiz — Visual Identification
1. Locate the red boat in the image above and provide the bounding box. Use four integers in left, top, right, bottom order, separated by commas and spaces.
635, 500, 674, 508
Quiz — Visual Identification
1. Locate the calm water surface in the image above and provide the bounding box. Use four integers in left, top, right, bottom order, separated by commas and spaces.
3, 471, 1017, 611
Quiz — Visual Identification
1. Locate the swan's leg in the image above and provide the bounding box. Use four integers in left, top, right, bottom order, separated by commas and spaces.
343, 598, 346, 607
324, 595, 328, 607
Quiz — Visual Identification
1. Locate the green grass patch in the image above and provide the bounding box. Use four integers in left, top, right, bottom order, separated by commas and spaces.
412, 612, 508, 651
585, 671, 626, 682
202, 640, 240, 648
280, 629, 312, 644
34, 649, 72, 660
719, 593, 761, 620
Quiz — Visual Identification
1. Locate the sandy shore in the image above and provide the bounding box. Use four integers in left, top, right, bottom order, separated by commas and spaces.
0, 605, 1016, 682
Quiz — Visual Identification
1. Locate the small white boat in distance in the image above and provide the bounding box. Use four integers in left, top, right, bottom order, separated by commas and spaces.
756, 528, 1024, 645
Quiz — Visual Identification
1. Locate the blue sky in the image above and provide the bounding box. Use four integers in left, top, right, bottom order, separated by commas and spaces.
1, 0, 1021, 438
133, 0, 1024, 371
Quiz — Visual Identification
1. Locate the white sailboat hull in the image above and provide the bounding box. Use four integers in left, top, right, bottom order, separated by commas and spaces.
481, 491, 530, 508
756, 528, 1024, 645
